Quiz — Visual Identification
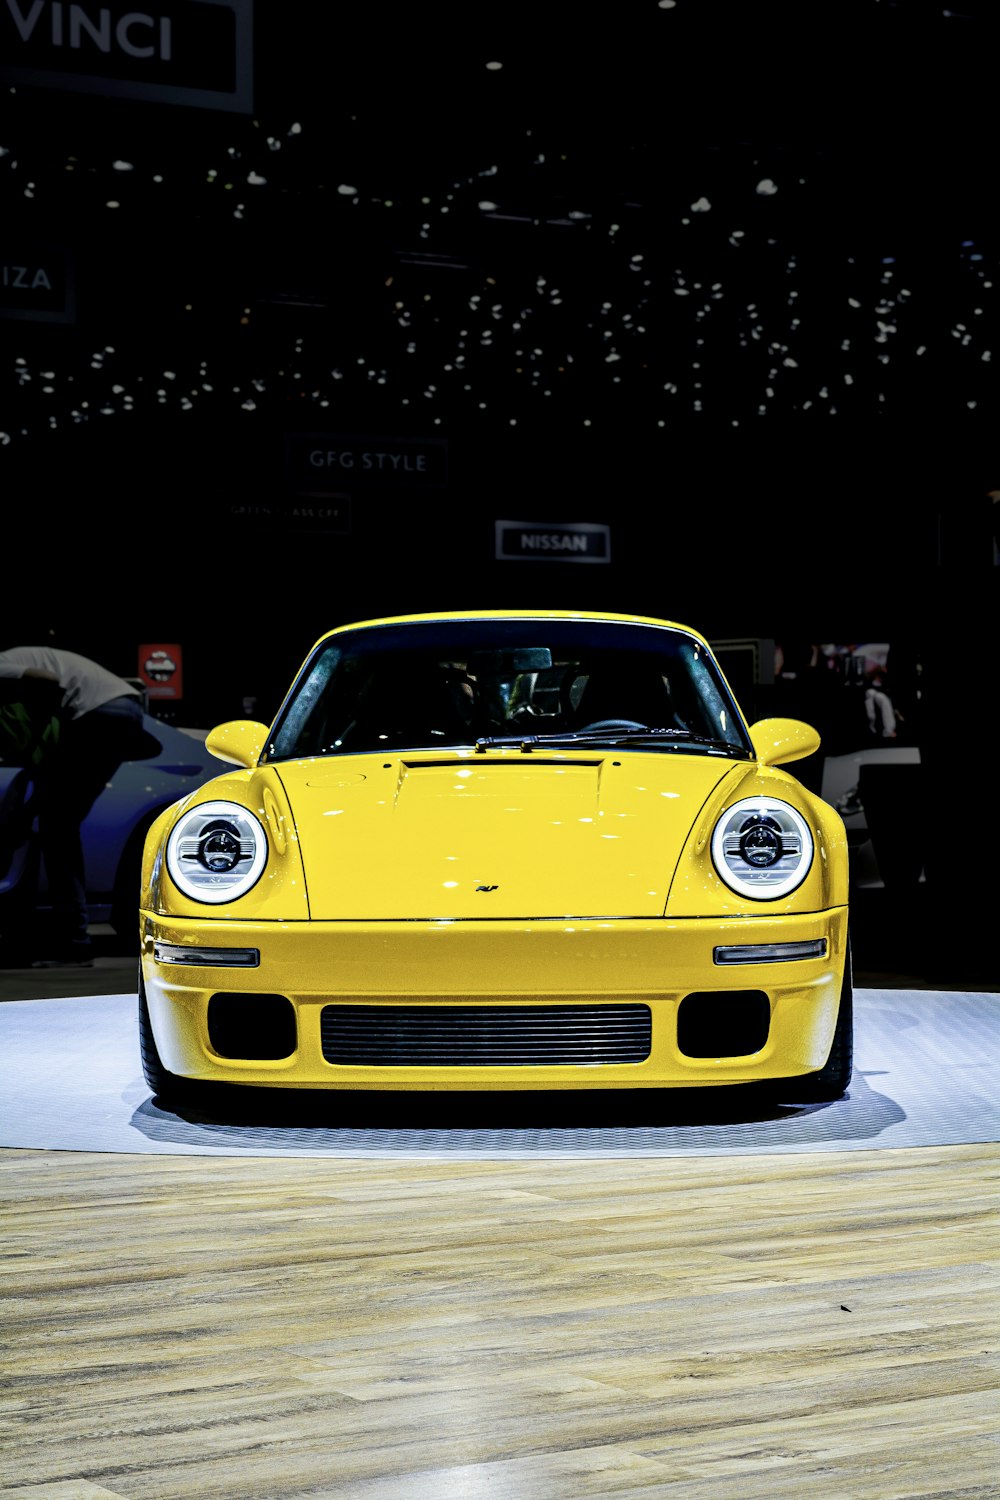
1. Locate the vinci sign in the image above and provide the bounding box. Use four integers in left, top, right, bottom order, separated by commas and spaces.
0, 0, 253, 112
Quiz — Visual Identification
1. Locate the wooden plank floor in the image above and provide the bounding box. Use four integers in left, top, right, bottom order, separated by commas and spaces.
2, 1143, 998, 1499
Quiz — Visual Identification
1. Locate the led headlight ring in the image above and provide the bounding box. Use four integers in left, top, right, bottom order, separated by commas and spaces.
711, 796, 814, 899
165, 800, 268, 904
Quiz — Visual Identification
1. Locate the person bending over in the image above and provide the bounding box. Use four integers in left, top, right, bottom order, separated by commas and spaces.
0, 646, 157, 966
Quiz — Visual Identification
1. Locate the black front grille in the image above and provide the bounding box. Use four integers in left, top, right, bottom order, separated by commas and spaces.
320, 1003, 652, 1067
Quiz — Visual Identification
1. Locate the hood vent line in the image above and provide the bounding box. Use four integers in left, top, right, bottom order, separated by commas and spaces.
398, 758, 605, 769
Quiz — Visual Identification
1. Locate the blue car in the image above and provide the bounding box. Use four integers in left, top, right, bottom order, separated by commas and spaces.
0, 710, 227, 949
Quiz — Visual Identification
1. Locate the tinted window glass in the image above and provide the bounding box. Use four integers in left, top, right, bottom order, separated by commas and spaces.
266, 619, 752, 759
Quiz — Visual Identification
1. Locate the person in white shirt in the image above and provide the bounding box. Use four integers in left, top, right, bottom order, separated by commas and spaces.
864, 673, 898, 739
0, 646, 157, 966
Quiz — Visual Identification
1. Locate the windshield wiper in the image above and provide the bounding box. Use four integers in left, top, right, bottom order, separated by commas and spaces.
474, 727, 749, 756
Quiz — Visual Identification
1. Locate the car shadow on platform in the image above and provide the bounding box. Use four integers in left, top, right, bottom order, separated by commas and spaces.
128, 1069, 907, 1154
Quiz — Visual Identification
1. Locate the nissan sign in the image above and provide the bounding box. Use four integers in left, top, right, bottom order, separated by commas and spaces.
495, 521, 611, 564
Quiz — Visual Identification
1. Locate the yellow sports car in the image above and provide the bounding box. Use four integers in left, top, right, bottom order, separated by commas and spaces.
138, 610, 851, 1109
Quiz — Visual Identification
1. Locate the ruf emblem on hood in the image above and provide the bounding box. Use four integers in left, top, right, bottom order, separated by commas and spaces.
476, 884, 499, 892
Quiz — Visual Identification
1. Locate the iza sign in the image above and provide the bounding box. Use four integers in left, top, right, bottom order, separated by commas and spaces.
0, 244, 74, 321
0, 0, 253, 113
495, 520, 611, 564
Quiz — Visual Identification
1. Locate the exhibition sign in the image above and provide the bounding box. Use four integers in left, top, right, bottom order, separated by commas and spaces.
0, 0, 253, 112
495, 520, 611, 564
284, 434, 450, 490
0, 243, 74, 322
138, 643, 183, 700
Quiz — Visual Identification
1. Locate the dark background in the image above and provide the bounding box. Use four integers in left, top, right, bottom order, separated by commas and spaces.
2, 0, 998, 981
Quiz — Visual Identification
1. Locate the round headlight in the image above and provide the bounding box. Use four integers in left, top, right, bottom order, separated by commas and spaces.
165, 800, 267, 904
711, 796, 814, 899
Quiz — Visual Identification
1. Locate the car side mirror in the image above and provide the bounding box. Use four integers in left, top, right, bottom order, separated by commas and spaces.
205, 719, 270, 769
748, 717, 821, 766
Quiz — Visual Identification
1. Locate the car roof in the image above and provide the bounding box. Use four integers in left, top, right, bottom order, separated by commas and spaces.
308, 610, 712, 653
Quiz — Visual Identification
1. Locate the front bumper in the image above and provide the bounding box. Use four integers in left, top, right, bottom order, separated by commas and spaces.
140, 907, 849, 1091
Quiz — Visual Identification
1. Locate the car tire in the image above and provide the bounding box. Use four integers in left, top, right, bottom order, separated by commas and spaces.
775, 937, 854, 1103
138, 968, 205, 1110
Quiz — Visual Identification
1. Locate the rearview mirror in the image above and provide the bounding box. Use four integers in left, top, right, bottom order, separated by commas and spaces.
748, 717, 821, 766
205, 719, 270, 769
467, 648, 553, 674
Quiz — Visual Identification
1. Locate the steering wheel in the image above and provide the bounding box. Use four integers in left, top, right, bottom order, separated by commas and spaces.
578, 718, 647, 731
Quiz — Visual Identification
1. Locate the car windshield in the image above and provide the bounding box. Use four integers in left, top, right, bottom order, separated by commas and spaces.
264, 618, 753, 760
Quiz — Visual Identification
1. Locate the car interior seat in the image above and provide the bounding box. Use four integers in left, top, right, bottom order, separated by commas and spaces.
347, 664, 475, 747
572, 662, 680, 730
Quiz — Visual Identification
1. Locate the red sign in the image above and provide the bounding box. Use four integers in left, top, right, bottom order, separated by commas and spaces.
139, 643, 183, 700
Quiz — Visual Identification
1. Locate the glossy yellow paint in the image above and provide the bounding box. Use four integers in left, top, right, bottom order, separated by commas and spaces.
141, 906, 849, 1090
139, 609, 850, 1094
748, 716, 822, 766
667, 763, 849, 917
145, 751, 846, 925
206, 718, 269, 768
140, 746, 848, 1091
274, 750, 738, 921
143, 768, 308, 923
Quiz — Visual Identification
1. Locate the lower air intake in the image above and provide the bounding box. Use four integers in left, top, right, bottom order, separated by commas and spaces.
320, 1003, 652, 1067
676, 990, 771, 1057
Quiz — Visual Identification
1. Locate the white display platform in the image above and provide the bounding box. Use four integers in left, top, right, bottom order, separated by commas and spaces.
1, 989, 998, 1158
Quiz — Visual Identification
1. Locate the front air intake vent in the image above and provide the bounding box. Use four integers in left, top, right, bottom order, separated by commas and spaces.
320, 1003, 652, 1067
676, 990, 771, 1057
207, 994, 297, 1059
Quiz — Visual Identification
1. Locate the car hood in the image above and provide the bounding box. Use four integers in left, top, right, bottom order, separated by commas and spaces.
273, 751, 744, 919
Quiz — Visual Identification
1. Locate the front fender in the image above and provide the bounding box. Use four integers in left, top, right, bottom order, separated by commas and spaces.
665, 765, 849, 917
142, 770, 310, 921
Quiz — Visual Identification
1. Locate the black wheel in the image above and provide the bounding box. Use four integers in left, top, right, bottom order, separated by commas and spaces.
778, 938, 854, 1103
138, 968, 204, 1109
